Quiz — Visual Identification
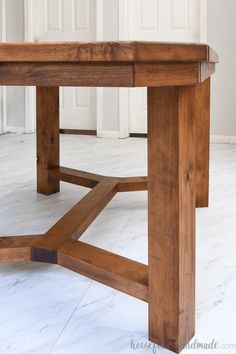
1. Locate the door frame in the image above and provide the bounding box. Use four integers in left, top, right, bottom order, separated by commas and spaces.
24, 0, 35, 133
0, 0, 5, 134
0, 0, 30, 133
24, 0, 104, 135
0, 0, 6, 134
118, 0, 208, 138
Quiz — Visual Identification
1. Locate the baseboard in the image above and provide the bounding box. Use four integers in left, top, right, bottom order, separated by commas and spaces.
129, 133, 236, 145
4, 129, 234, 145
60, 129, 97, 136
101, 131, 119, 138
130, 133, 147, 138
4, 127, 25, 134
210, 135, 236, 144
59, 129, 120, 138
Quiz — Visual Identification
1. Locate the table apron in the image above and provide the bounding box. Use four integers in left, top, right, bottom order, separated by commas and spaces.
0, 62, 214, 87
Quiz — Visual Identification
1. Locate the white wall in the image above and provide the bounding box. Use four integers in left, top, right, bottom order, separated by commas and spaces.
208, 0, 236, 140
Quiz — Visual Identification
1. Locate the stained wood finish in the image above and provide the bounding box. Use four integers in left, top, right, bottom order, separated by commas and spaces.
36, 86, 60, 195
135, 63, 200, 87
148, 87, 196, 353
200, 63, 215, 83
0, 42, 217, 88
0, 63, 134, 87
49, 166, 148, 192
0, 174, 148, 302
58, 240, 148, 302
195, 79, 211, 207
0, 41, 218, 63
0, 235, 44, 261
32, 179, 118, 255
49, 166, 103, 189
0, 41, 218, 354
0, 62, 215, 88
117, 176, 148, 192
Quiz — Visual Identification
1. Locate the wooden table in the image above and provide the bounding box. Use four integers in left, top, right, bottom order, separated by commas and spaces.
0, 41, 218, 353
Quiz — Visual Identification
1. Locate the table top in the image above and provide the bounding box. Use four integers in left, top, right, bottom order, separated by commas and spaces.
0, 41, 218, 63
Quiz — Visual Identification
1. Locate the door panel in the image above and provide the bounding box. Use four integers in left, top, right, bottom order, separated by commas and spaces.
33, 0, 97, 130
61, 87, 97, 129
126, 0, 201, 134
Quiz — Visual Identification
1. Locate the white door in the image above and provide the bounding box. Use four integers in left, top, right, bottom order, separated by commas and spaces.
122, 0, 203, 134
33, 0, 97, 130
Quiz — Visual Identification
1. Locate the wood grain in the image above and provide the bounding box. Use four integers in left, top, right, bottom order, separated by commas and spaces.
0, 61, 216, 87
49, 167, 148, 192
200, 62, 215, 82
0, 41, 218, 63
148, 86, 196, 352
36, 86, 60, 195
58, 239, 148, 302
135, 63, 199, 87
194, 79, 211, 207
32, 179, 117, 255
0, 63, 134, 87
0, 235, 44, 262
135, 41, 218, 63
0, 40, 218, 353
49, 166, 104, 189
117, 176, 148, 192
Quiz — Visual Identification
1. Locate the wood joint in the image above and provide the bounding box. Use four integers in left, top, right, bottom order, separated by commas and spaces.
0, 168, 149, 302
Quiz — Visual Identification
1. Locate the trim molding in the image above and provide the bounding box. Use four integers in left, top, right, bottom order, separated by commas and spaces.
24, 0, 35, 133
96, 0, 103, 40
119, 0, 128, 40
1, 0, 31, 133
119, 88, 129, 138
130, 133, 236, 145
1, 126, 26, 134
1, 0, 6, 42
1, 1, 9, 134
0, 0, 6, 134
118, 0, 129, 139
130, 133, 147, 138
24, 87, 36, 133
96, 0, 103, 138
96, 84, 103, 138
101, 131, 119, 139
200, 0, 207, 42
24, 0, 34, 42
57, 130, 119, 139
210, 135, 236, 144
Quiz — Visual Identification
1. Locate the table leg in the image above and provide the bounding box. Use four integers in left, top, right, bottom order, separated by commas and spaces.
36, 86, 60, 195
195, 79, 211, 208
148, 86, 196, 353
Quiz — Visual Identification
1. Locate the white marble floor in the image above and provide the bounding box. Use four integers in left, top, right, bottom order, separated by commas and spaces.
0, 134, 236, 354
